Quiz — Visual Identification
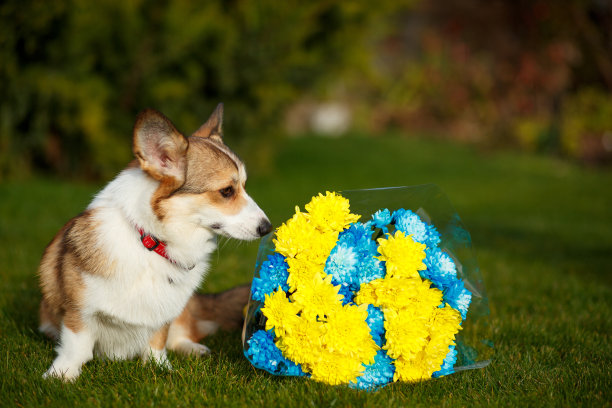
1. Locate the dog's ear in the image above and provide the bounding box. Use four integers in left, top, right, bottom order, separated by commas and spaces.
133, 109, 188, 187
192, 103, 223, 141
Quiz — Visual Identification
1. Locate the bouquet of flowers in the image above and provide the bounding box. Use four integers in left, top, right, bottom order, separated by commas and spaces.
242, 186, 492, 390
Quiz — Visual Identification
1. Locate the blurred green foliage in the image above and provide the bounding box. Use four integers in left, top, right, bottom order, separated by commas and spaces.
2, 0, 611, 180
0, 0, 410, 179
561, 87, 612, 162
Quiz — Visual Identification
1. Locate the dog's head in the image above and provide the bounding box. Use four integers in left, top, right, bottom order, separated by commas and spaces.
133, 104, 272, 240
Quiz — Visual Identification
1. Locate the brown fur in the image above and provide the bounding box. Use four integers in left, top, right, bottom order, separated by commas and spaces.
170, 284, 251, 345
176, 138, 240, 193
39, 210, 109, 337
133, 109, 189, 220
149, 324, 171, 351
168, 136, 249, 217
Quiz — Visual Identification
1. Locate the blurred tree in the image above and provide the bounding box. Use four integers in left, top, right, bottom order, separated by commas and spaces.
0, 0, 410, 179
365, 0, 612, 163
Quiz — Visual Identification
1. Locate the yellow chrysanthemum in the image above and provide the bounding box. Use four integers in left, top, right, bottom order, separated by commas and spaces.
265, 253, 378, 384
285, 258, 325, 292
356, 274, 465, 382
280, 308, 375, 385
357, 274, 460, 367
261, 290, 301, 336
393, 305, 463, 382
290, 274, 344, 319
276, 304, 376, 385
383, 307, 430, 360
377, 231, 426, 278
393, 355, 431, 383
426, 305, 462, 359
277, 317, 326, 365
353, 278, 381, 306
303, 191, 361, 233
274, 209, 338, 264
355, 276, 443, 313
323, 304, 378, 362
297, 230, 338, 264
273, 209, 315, 259
308, 349, 366, 385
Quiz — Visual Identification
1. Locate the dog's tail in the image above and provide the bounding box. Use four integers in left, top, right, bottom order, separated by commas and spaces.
166, 283, 251, 355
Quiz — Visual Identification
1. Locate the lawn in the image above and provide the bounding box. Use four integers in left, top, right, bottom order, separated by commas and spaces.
1, 133, 610, 407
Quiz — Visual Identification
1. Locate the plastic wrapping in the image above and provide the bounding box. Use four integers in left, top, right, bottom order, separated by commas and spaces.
242, 185, 493, 388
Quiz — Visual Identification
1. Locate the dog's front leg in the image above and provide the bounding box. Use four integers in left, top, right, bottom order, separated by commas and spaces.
142, 323, 172, 370
43, 318, 95, 381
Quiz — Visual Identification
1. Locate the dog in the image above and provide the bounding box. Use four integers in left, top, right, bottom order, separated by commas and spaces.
38, 104, 271, 380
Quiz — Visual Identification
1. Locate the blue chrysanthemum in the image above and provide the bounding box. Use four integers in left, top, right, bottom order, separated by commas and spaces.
356, 256, 385, 286
325, 243, 358, 288
350, 350, 395, 390
338, 284, 355, 305
393, 209, 441, 247
337, 222, 377, 256
331, 222, 384, 287
260, 253, 290, 284
422, 247, 458, 289
372, 209, 392, 233
251, 279, 277, 303
365, 305, 385, 347
432, 345, 458, 378
251, 254, 289, 302
425, 224, 442, 247
245, 330, 305, 376
443, 279, 472, 320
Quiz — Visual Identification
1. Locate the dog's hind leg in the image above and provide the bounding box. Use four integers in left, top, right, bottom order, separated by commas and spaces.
166, 299, 215, 356
167, 285, 249, 356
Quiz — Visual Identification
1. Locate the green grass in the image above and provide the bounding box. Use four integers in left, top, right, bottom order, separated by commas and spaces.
1, 134, 611, 407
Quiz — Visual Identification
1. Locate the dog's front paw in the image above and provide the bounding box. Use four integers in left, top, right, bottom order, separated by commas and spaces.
156, 353, 173, 371
43, 363, 81, 382
142, 348, 173, 371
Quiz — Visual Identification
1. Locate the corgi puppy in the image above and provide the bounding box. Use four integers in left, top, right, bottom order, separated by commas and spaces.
38, 104, 271, 381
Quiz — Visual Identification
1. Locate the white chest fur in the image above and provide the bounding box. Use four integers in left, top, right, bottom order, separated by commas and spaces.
79, 168, 216, 359
82, 261, 205, 359
82, 259, 205, 328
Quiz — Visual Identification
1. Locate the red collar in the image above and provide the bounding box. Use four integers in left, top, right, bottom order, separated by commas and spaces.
138, 227, 170, 258
137, 227, 194, 270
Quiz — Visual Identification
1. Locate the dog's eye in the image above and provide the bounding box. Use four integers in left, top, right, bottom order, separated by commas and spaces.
219, 186, 234, 198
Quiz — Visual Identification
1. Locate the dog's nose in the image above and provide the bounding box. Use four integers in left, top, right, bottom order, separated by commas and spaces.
257, 219, 273, 237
